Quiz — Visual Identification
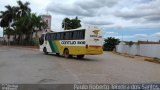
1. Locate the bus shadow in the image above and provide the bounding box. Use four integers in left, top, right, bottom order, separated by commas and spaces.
70, 57, 98, 61
48, 53, 98, 61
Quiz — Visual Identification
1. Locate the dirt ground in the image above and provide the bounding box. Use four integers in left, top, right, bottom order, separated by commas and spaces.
0, 46, 160, 84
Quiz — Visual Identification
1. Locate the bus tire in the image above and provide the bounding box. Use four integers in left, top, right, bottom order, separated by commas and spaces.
69, 55, 73, 58
56, 53, 60, 56
63, 48, 69, 58
43, 47, 48, 55
77, 55, 84, 59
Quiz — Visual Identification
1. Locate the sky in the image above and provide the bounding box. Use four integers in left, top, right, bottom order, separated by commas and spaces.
0, 0, 160, 41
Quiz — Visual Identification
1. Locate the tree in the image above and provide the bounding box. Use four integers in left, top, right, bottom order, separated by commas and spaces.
3, 27, 15, 45
0, 0, 47, 45
0, 5, 18, 45
103, 37, 120, 51
62, 17, 81, 30
13, 13, 47, 41
28, 13, 47, 39
17, 0, 31, 18
30, 13, 47, 31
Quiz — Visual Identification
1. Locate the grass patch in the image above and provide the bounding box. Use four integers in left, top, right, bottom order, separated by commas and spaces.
144, 58, 160, 64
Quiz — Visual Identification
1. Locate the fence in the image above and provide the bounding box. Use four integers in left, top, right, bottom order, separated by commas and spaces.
116, 44, 160, 58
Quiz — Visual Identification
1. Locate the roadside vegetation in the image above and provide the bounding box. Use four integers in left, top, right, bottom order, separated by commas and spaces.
103, 37, 120, 51
0, 0, 47, 46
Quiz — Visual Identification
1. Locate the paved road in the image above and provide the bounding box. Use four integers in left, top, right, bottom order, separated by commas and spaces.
0, 46, 160, 84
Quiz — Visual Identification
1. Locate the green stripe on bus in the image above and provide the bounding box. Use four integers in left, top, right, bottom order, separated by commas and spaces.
48, 40, 55, 52
48, 40, 59, 53
52, 41, 59, 53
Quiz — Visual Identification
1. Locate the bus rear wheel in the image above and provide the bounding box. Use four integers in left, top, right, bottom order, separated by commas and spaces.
77, 55, 84, 59
63, 49, 69, 58
43, 47, 48, 55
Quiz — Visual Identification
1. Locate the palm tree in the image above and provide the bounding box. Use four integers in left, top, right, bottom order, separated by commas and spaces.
31, 14, 47, 30
17, 0, 31, 18
0, 0, 47, 45
0, 5, 18, 45
3, 27, 15, 45
15, 0, 32, 41
30, 14, 47, 39
14, 13, 47, 41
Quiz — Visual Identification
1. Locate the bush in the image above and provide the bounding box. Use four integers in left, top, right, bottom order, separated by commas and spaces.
103, 37, 120, 51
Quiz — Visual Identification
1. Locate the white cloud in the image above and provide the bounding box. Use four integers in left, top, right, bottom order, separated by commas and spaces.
152, 32, 160, 38
1, 0, 160, 29
109, 32, 160, 41
0, 0, 160, 41
134, 34, 148, 39
115, 0, 160, 24
105, 32, 118, 36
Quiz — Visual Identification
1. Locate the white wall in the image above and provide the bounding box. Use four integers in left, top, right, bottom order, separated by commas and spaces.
116, 44, 160, 58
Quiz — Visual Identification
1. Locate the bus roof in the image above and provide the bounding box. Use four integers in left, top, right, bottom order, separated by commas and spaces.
42, 27, 100, 34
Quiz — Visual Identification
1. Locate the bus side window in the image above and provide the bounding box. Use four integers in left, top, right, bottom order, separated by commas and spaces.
52, 33, 55, 40
63, 32, 65, 40
60, 32, 64, 40
69, 32, 71, 40
77, 31, 80, 39
45, 33, 48, 40
65, 32, 69, 40
71, 31, 74, 40
76, 30, 85, 39
56, 33, 61, 40
73, 31, 77, 39
81, 30, 85, 39
48, 33, 51, 40
50, 34, 53, 40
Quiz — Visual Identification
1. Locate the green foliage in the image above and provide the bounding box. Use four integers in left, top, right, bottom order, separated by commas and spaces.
3, 27, 15, 39
62, 16, 81, 30
103, 37, 120, 51
0, 0, 47, 45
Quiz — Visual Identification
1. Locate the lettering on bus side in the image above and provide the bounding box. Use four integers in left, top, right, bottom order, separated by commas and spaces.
61, 41, 76, 45
90, 35, 102, 38
77, 41, 85, 44
61, 41, 86, 45
90, 35, 97, 37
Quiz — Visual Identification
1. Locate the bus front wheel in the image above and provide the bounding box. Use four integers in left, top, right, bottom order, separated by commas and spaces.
56, 53, 60, 56
43, 47, 48, 55
77, 55, 84, 59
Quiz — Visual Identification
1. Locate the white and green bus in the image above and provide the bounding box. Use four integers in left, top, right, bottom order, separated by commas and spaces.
39, 27, 103, 58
